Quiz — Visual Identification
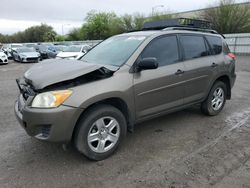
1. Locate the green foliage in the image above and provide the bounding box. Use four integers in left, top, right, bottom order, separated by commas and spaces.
149, 12, 174, 22
121, 13, 146, 32
67, 28, 83, 41
66, 11, 174, 41
43, 31, 56, 42
81, 11, 123, 40
0, 24, 57, 43
55, 35, 66, 42
202, 0, 250, 33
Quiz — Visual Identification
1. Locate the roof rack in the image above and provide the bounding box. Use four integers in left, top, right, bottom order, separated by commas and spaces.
163, 27, 219, 34
142, 18, 212, 30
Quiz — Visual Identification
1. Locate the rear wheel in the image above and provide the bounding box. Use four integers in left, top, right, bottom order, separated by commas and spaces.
201, 81, 227, 116
74, 104, 127, 161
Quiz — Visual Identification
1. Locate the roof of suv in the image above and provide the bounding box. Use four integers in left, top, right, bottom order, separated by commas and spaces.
119, 29, 222, 38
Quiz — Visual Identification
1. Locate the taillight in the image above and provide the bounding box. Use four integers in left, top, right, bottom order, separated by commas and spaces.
228, 53, 236, 60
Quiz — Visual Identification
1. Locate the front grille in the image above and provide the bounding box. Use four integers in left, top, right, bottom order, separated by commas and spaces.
0, 59, 2, 62
27, 57, 38, 61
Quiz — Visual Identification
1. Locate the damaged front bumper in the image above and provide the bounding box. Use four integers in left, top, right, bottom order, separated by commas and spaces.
14, 93, 83, 143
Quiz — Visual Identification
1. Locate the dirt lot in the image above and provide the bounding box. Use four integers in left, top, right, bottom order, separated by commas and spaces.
0, 57, 250, 188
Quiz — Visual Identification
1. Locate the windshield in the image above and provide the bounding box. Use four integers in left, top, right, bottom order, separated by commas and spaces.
63, 45, 82, 52
55, 46, 65, 51
80, 35, 146, 67
11, 44, 22, 48
38, 45, 47, 51
17, 48, 35, 53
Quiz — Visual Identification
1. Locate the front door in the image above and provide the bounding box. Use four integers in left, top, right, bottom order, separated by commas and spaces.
133, 35, 186, 119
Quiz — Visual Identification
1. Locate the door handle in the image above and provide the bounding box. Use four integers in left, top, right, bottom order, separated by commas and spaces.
211, 62, 218, 68
175, 69, 184, 75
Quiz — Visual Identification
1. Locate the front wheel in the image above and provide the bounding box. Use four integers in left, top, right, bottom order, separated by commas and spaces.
74, 105, 127, 161
201, 81, 227, 116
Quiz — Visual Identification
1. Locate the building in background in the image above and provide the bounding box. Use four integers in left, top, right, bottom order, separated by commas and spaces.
172, 2, 250, 19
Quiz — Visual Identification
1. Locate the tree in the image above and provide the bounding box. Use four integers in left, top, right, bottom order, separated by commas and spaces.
0, 24, 57, 43
43, 31, 56, 42
121, 13, 146, 32
55, 35, 66, 42
202, 0, 250, 33
149, 12, 173, 22
82, 11, 123, 40
67, 28, 84, 41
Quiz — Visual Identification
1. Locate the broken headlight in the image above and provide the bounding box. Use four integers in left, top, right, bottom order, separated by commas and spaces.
31, 90, 72, 108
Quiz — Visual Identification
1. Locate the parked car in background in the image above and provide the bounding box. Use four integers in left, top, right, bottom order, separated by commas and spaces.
36, 45, 49, 59
12, 47, 40, 63
25, 43, 38, 49
0, 51, 8, 64
47, 45, 65, 58
2, 43, 23, 59
9, 43, 23, 51
1, 45, 12, 59
56, 45, 91, 59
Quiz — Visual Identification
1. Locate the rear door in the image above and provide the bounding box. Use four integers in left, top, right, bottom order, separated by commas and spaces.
179, 34, 217, 104
133, 35, 186, 119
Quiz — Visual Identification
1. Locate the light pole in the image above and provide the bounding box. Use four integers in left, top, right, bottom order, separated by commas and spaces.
61, 24, 71, 36
152, 5, 164, 15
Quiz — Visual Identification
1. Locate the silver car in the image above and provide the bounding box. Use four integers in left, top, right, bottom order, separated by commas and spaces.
13, 47, 41, 63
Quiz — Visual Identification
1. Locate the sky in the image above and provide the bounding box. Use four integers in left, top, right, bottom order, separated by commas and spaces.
0, 0, 247, 35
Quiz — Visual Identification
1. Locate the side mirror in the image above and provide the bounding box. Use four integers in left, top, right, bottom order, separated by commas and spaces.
137, 57, 158, 71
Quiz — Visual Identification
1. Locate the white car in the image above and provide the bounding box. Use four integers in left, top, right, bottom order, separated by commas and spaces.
56, 45, 91, 60
2, 43, 23, 59
0, 51, 8, 64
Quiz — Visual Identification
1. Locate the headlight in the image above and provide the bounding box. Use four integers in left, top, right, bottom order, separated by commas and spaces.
31, 90, 72, 108
20, 54, 26, 58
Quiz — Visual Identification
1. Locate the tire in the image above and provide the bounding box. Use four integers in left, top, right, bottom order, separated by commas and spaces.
201, 81, 227, 116
18, 56, 22, 63
13, 55, 16, 62
74, 104, 127, 161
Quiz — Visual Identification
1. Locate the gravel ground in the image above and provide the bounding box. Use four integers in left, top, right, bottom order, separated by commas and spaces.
0, 57, 250, 188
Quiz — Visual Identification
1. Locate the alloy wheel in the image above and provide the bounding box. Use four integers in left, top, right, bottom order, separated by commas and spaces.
87, 116, 120, 153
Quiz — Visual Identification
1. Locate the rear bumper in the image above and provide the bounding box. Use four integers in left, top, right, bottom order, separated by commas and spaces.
14, 95, 83, 142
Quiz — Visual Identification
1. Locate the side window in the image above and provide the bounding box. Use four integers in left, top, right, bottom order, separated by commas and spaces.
206, 36, 222, 55
179, 35, 208, 60
141, 35, 179, 66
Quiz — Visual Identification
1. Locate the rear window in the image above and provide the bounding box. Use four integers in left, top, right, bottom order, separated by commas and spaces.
206, 36, 222, 55
179, 35, 208, 60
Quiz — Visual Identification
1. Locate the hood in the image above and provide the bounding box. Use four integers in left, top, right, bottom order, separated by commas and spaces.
24, 59, 118, 90
20, 52, 39, 57
56, 52, 83, 58
0, 52, 6, 56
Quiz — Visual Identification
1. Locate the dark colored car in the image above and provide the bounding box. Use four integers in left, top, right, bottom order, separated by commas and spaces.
15, 19, 236, 160
47, 45, 66, 58
35, 45, 49, 59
